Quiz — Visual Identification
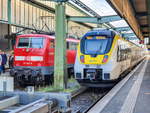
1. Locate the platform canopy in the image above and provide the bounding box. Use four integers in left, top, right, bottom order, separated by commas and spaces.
106, 0, 150, 43
69, 0, 139, 41
129, 0, 150, 42
35, 0, 146, 43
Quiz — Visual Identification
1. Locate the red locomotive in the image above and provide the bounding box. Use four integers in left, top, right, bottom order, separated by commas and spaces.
11, 34, 79, 86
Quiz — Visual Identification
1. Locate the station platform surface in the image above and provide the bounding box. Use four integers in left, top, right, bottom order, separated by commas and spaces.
88, 58, 150, 113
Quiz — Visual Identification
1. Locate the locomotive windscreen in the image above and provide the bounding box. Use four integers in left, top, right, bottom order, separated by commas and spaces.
17, 37, 44, 48
81, 36, 113, 55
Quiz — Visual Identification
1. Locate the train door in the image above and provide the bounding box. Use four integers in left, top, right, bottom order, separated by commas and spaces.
66, 41, 78, 77
48, 39, 55, 66
66, 41, 78, 65
117, 40, 125, 73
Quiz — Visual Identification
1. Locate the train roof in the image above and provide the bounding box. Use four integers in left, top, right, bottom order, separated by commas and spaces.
83, 29, 116, 38
17, 34, 79, 43
82, 30, 144, 48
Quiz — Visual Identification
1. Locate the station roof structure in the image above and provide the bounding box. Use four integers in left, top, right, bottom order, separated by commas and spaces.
107, 0, 150, 41
130, 0, 150, 39
31, 0, 149, 43
70, 0, 137, 40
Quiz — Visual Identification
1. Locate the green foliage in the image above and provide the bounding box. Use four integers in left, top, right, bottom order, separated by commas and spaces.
38, 78, 80, 93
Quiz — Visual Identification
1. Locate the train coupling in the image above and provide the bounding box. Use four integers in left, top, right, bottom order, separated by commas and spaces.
84, 68, 103, 80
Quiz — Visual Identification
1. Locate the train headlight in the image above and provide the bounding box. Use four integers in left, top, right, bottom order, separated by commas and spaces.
102, 55, 108, 63
80, 55, 85, 63
15, 56, 25, 61
31, 56, 43, 61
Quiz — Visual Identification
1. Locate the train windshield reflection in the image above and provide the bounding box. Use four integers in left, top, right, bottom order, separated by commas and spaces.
17, 37, 44, 48
82, 37, 113, 55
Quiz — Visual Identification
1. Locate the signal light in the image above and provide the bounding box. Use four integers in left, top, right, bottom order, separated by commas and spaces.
80, 55, 85, 63
102, 55, 108, 63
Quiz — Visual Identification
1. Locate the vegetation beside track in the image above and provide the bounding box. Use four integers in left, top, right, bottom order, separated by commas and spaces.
38, 78, 80, 93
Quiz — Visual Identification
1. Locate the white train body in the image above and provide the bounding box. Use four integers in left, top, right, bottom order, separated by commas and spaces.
74, 30, 146, 87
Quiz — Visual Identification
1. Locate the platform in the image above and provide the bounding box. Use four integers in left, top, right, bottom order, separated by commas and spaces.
88, 59, 150, 113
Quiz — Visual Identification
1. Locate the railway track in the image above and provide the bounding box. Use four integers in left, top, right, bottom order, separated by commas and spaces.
71, 88, 110, 113
70, 61, 143, 113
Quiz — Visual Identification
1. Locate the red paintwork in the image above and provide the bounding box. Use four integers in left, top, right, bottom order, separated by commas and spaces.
14, 34, 79, 67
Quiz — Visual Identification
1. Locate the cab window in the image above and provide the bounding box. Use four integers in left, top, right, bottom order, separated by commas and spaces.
81, 36, 113, 55
67, 41, 78, 50
17, 37, 44, 48
50, 40, 55, 48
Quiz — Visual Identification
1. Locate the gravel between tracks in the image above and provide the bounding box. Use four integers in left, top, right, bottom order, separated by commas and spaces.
71, 88, 110, 113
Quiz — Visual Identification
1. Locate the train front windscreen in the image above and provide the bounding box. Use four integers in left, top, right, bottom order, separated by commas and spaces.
81, 36, 113, 55
17, 37, 44, 48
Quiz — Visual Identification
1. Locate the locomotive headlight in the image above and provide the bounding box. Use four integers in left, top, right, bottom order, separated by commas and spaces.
102, 55, 108, 63
80, 55, 85, 63
31, 56, 43, 61
15, 56, 25, 61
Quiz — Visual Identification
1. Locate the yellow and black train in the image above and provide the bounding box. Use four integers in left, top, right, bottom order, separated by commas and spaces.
74, 29, 146, 87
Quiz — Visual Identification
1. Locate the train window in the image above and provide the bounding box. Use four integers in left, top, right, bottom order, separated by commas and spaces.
30, 38, 44, 48
86, 40, 106, 54
50, 40, 55, 48
18, 38, 29, 48
17, 37, 44, 48
117, 46, 121, 62
126, 48, 131, 59
67, 42, 69, 49
83, 38, 112, 55
117, 45, 126, 62
117, 43, 132, 62
72, 42, 78, 50
67, 42, 77, 50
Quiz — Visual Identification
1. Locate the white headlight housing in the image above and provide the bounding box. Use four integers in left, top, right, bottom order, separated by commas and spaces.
30, 56, 43, 61
15, 56, 25, 61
